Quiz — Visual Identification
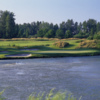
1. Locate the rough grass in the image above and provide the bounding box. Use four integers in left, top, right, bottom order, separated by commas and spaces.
53, 41, 69, 48
77, 40, 100, 49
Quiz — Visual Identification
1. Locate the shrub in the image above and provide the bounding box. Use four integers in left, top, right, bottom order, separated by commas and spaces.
12, 44, 16, 47
53, 41, 69, 48
45, 44, 50, 46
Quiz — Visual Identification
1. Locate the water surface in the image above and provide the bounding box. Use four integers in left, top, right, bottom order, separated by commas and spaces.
0, 56, 100, 100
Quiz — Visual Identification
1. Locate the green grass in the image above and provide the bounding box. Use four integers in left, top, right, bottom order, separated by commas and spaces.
27, 89, 82, 100
0, 39, 53, 47
36, 49, 99, 54
0, 38, 100, 59
0, 38, 81, 50
0, 89, 81, 100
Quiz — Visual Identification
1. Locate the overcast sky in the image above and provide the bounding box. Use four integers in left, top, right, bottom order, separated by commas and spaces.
0, 0, 100, 24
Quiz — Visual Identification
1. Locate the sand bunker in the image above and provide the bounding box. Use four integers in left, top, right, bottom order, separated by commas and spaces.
20, 49, 39, 51
6, 54, 32, 58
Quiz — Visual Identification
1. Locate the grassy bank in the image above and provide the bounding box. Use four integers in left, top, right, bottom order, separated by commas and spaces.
0, 89, 81, 100
0, 38, 100, 59
27, 89, 82, 100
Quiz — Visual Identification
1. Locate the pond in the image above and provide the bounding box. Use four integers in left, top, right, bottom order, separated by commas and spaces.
0, 56, 100, 100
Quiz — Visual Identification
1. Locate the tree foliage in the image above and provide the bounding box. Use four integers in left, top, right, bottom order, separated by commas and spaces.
0, 10, 15, 38
0, 10, 100, 39
45, 29, 55, 38
56, 29, 64, 39
65, 30, 72, 38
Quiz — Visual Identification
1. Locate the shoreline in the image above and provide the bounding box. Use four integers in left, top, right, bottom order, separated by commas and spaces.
0, 52, 100, 60
5, 54, 32, 58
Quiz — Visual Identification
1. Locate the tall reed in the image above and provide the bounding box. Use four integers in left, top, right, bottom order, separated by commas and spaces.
0, 90, 5, 100
27, 89, 82, 100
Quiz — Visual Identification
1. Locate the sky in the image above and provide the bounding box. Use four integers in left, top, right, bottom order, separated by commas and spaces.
0, 0, 100, 24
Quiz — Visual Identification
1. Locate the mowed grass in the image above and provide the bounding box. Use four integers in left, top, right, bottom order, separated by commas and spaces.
36, 49, 99, 54
0, 39, 53, 47
0, 38, 100, 59
0, 38, 80, 49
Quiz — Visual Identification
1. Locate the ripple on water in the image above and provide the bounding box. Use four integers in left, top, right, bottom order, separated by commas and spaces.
3, 62, 24, 66
0, 56, 100, 100
16, 71, 25, 75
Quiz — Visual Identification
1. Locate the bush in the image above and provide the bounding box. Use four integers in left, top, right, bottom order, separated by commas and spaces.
53, 41, 69, 48
45, 44, 50, 46
12, 44, 16, 47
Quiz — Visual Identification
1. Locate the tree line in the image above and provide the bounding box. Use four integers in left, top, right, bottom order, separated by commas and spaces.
0, 10, 100, 39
